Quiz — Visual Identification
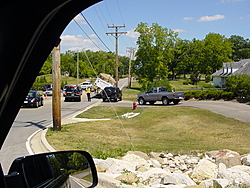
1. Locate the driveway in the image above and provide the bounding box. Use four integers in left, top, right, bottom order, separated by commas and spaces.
99, 100, 250, 123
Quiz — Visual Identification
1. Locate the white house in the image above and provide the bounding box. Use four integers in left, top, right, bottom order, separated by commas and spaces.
211, 59, 250, 87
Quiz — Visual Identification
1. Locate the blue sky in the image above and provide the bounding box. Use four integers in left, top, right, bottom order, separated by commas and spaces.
60, 0, 250, 56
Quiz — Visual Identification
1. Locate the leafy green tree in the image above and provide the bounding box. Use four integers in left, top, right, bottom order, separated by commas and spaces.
134, 22, 178, 85
202, 33, 233, 74
170, 39, 192, 79
39, 54, 52, 75
228, 35, 250, 61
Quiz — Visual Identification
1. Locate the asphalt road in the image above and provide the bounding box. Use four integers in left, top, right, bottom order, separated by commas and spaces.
0, 94, 98, 174
99, 99, 250, 123
0, 78, 128, 174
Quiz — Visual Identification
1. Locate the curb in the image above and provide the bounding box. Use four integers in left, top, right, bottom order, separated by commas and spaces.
27, 99, 102, 154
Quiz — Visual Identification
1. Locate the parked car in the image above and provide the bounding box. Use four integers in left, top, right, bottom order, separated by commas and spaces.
22, 90, 44, 108
101, 87, 122, 102
137, 86, 185, 105
42, 84, 52, 91
80, 81, 93, 90
63, 85, 82, 102
43, 88, 53, 96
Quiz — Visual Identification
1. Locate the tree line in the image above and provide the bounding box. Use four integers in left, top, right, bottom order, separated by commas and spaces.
134, 22, 250, 87
39, 22, 250, 97
39, 50, 130, 79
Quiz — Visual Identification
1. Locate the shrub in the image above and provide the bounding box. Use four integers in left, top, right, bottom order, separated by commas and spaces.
184, 89, 234, 101
202, 83, 215, 88
205, 75, 211, 83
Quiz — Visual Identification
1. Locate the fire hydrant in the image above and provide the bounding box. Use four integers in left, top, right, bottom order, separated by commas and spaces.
132, 101, 137, 110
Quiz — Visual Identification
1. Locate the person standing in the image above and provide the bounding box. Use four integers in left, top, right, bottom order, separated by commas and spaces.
86, 87, 91, 101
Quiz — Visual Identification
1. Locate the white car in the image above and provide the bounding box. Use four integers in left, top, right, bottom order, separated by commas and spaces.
80, 81, 92, 90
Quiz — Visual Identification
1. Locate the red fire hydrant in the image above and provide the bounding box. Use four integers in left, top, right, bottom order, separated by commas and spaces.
132, 101, 137, 110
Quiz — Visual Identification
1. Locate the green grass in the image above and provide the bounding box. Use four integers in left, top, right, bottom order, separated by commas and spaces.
169, 79, 210, 90
46, 106, 250, 159
46, 80, 247, 159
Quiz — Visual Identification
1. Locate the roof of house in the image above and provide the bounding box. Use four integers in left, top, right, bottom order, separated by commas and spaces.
211, 59, 250, 77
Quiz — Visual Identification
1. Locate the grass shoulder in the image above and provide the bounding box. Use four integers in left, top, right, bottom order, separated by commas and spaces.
46, 105, 250, 159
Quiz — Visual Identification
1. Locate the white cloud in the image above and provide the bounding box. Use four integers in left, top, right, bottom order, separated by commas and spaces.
183, 17, 193, 21
198, 14, 225, 22
61, 35, 99, 52
172, 29, 186, 33
126, 29, 140, 38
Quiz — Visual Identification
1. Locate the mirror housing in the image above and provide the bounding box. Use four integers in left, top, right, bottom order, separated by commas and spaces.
5, 150, 98, 188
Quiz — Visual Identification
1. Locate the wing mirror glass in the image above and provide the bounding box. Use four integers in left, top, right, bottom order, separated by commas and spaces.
5, 150, 98, 188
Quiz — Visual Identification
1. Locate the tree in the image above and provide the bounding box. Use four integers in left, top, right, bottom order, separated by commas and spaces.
39, 54, 52, 75
202, 33, 233, 74
228, 35, 250, 61
169, 39, 192, 79
134, 22, 178, 86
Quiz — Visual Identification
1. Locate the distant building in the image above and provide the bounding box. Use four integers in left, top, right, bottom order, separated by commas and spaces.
211, 59, 250, 87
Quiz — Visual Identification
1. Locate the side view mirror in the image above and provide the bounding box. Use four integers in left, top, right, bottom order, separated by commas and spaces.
5, 150, 98, 188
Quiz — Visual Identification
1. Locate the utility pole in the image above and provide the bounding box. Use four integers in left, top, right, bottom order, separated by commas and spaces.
77, 52, 79, 84
126, 47, 136, 88
106, 25, 127, 87
52, 43, 61, 131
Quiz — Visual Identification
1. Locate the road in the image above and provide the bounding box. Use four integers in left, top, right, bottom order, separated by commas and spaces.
0, 93, 99, 174
0, 78, 128, 174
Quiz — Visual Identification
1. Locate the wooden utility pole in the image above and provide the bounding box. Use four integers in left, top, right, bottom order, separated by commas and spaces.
106, 25, 127, 87
52, 43, 61, 131
126, 47, 136, 88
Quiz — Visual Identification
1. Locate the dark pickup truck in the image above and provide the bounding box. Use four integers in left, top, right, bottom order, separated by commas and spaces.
137, 87, 184, 105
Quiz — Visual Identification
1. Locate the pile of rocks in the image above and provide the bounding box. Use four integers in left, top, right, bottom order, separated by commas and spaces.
94, 149, 250, 188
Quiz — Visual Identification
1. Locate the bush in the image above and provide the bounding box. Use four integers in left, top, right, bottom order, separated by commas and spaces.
184, 89, 234, 101
205, 75, 211, 83
202, 83, 215, 88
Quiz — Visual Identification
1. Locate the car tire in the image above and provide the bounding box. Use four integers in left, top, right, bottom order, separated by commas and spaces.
138, 97, 146, 105
78, 97, 81, 102
173, 100, 180, 105
120, 96, 122, 101
162, 97, 169, 105
34, 101, 39, 108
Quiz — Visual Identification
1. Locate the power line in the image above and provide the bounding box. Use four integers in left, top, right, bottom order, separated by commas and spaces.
80, 13, 111, 52
94, 6, 114, 47
73, 19, 102, 51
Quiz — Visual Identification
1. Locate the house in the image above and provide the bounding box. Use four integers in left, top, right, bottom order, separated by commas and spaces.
211, 59, 250, 87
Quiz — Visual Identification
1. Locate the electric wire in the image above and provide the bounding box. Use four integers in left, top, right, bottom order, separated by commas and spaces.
115, 0, 125, 25
73, 19, 103, 51
82, 50, 135, 150
104, 1, 114, 24
94, 6, 114, 47
80, 13, 112, 52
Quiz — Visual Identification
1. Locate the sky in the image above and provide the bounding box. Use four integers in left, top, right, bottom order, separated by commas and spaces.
60, 0, 250, 56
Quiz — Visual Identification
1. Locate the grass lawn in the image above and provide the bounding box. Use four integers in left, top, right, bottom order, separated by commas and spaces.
46, 80, 250, 159
47, 105, 250, 159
